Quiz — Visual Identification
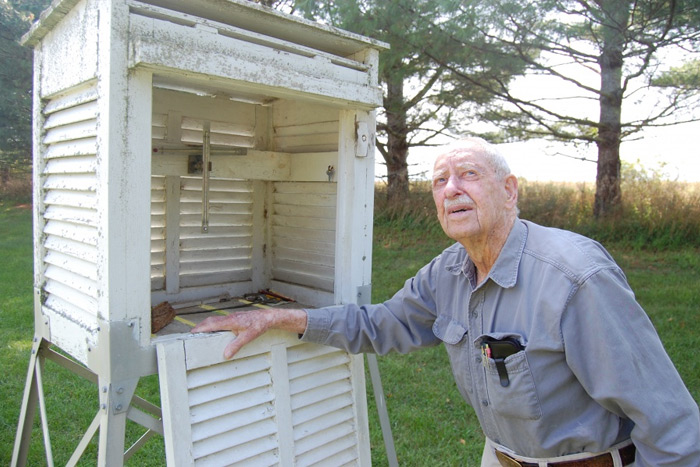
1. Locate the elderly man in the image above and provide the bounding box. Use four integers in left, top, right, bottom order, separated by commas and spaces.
192, 137, 700, 466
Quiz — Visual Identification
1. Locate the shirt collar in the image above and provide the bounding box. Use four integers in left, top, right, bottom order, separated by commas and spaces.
444, 219, 528, 289
488, 219, 527, 288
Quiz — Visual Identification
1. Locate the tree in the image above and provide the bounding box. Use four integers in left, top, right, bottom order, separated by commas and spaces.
423, 0, 700, 217
0, 0, 51, 182
294, 0, 531, 203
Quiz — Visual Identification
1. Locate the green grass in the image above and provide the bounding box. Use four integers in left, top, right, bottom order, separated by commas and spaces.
2, 192, 699, 466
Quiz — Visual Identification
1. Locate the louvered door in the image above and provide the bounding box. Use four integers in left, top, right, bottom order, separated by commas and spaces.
157, 331, 370, 466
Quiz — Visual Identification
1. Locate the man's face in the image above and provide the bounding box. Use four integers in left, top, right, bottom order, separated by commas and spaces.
431, 147, 515, 245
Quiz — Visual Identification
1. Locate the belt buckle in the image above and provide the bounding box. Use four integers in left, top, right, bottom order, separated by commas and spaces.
495, 449, 525, 467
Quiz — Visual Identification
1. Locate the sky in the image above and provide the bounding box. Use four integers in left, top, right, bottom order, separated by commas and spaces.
373, 38, 699, 185
375, 119, 700, 184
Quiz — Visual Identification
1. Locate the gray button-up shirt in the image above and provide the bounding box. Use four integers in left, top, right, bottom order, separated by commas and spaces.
302, 219, 700, 466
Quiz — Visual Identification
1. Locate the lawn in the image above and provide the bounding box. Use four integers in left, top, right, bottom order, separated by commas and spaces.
1, 202, 698, 466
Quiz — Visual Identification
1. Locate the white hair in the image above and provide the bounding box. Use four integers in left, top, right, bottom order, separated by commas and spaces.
438, 137, 512, 180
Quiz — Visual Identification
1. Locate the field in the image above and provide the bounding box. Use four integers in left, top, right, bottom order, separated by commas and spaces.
1, 178, 699, 465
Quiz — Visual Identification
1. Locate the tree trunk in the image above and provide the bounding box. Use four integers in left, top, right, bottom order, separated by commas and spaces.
594, 1, 630, 218
383, 73, 410, 205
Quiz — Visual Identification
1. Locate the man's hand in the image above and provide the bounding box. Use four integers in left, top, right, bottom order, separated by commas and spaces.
191, 308, 308, 359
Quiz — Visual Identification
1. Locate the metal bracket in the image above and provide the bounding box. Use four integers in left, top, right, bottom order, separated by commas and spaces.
355, 121, 373, 158
356, 284, 372, 304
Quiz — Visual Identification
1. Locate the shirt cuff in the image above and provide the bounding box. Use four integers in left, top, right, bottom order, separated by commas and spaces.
299, 307, 331, 343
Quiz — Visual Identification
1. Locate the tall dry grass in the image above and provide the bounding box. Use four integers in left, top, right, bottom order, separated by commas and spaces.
375, 176, 700, 250
0, 172, 32, 203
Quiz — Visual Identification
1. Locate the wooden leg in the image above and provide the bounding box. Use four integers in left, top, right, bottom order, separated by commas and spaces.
96, 377, 139, 467
11, 338, 47, 467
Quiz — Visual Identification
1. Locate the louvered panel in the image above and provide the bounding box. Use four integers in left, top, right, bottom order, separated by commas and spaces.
189, 380, 274, 425
151, 176, 166, 290
293, 392, 354, 428
44, 138, 97, 159
274, 258, 333, 277
43, 81, 98, 115
179, 192, 254, 207
44, 154, 97, 173
158, 331, 369, 467
180, 236, 251, 250
175, 177, 254, 289
271, 269, 334, 292
190, 404, 274, 443
185, 350, 279, 465
180, 257, 252, 275
275, 203, 336, 219
43, 235, 97, 263
44, 263, 98, 298
180, 270, 251, 288
273, 214, 335, 231
293, 407, 354, 443
292, 380, 354, 412
287, 344, 359, 466
181, 117, 255, 148
295, 427, 358, 466
180, 177, 253, 194
44, 205, 96, 226
193, 418, 278, 460
43, 276, 97, 314
179, 246, 248, 262
274, 247, 333, 267
44, 294, 98, 331
44, 220, 97, 246
178, 225, 251, 239
44, 189, 97, 210
43, 119, 98, 145
274, 235, 335, 255
43, 173, 97, 191
274, 133, 338, 153
188, 352, 271, 389
43, 100, 98, 129
196, 436, 279, 467
39, 83, 99, 321
44, 250, 97, 281
152, 113, 167, 140
271, 182, 336, 293
179, 213, 253, 228
272, 117, 339, 154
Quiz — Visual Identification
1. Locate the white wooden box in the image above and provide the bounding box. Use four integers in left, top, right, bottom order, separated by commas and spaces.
16, 1, 388, 465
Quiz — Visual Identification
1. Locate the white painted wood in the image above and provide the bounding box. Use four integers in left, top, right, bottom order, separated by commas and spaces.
44, 100, 98, 130
36, 0, 99, 97
157, 340, 195, 466
129, 15, 382, 108
21, 0, 385, 463
164, 176, 181, 294
42, 79, 98, 113
158, 330, 370, 466
43, 220, 97, 246
270, 343, 295, 466
128, 0, 370, 73
334, 110, 375, 304
251, 180, 270, 290
150, 176, 167, 291
44, 138, 97, 160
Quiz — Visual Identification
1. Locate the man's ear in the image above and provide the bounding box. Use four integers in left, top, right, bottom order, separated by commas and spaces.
504, 174, 518, 208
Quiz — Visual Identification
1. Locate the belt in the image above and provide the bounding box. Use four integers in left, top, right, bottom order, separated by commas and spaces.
495, 444, 635, 467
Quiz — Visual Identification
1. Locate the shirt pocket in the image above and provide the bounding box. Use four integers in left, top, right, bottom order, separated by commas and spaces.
433, 314, 468, 344
432, 315, 476, 398
477, 333, 542, 421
